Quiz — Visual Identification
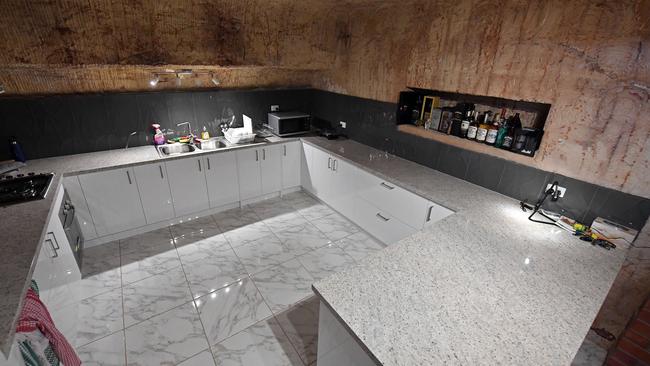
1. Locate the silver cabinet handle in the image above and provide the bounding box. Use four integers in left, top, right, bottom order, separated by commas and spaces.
376, 213, 390, 222
380, 182, 394, 190
328, 157, 332, 169
198, 159, 202, 172
333, 159, 337, 171
426, 206, 433, 222
126, 170, 132, 184
263, 148, 266, 160
159, 165, 164, 179
46, 239, 58, 258
283, 145, 287, 156
47, 232, 59, 249
255, 150, 259, 161
207, 157, 211, 170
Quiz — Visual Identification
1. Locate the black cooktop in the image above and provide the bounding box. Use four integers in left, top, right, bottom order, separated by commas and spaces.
0, 173, 54, 207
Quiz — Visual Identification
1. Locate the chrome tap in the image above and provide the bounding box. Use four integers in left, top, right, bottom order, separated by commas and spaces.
177, 122, 194, 144
125, 131, 138, 149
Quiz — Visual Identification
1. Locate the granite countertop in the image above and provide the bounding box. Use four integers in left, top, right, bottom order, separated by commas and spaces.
305, 137, 628, 365
0, 135, 295, 356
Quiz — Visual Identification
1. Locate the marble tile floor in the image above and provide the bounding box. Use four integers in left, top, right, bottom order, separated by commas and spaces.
47, 190, 386, 366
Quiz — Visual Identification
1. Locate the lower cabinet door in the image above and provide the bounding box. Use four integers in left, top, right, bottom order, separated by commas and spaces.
62, 176, 97, 240
328, 158, 358, 219
310, 147, 333, 202
204, 152, 240, 208
236, 148, 262, 200
301, 142, 315, 193
281, 141, 301, 189
133, 163, 175, 224
79, 167, 147, 236
165, 157, 210, 217
261, 144, 283, 195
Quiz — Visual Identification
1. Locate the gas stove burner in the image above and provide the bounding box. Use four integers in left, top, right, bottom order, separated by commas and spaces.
0, 172, 54, 206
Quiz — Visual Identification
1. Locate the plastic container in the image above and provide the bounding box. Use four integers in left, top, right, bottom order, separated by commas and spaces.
224, 129, 256, 144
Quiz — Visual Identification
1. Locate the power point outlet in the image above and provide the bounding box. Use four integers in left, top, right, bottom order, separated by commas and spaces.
340, 121, 347, 128
546, 184, 567, 198
271, 105, 279, 112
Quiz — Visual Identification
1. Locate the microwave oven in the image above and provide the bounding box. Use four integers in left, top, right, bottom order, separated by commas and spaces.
267, 112, 311, 137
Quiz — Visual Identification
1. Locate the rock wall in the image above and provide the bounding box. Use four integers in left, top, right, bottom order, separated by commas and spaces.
316, 0, 650, 199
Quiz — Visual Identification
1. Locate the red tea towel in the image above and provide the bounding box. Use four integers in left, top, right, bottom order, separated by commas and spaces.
16, 285, 81, 366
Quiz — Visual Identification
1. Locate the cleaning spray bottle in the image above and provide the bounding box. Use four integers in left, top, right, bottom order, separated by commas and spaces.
152, 124, 165, 145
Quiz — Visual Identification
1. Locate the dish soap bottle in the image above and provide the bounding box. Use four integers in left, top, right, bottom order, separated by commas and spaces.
152, 124, 165, 145
9, 137, 26, 162
201, 126, 210, 140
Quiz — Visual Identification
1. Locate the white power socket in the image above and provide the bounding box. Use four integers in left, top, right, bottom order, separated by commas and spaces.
546, 184, 567, 198
340, 121, 347, 128
271, 105, 279, 112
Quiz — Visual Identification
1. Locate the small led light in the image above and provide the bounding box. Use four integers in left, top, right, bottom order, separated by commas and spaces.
524, 257, 530, 265
149, 74, 160, 87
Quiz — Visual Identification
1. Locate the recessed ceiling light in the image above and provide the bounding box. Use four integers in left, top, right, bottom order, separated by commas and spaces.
149, 74, 160, 87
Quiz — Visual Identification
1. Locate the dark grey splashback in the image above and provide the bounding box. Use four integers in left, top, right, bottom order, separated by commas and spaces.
0, 87, 313, 160
308, 89, 650, 231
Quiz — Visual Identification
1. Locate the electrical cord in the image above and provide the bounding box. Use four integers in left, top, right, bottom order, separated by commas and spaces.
520, 181, 560, 225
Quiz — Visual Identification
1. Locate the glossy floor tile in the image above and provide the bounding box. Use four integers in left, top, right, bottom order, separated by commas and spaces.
232, 234, 296, 275
297, 244, 356, 281
125, 301, 209, 366
252, 259, 315, 314
63, 191, 375, 365
76, 330, 126, 366
196, 278, 272, 346
310, 212, 360, 241
211, 317, 304, 366
122, 267, 193, 326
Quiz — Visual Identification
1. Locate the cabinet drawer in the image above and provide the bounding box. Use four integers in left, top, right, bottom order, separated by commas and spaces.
351, 198, 416, 245
356, 170, 430, 229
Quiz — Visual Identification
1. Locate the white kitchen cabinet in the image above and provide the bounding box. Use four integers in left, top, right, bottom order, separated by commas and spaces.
310, 146, 334, 201
352, 198, 416, 244
165, 157, 210, 217
33, 187, 81, 295
327, 157, 358, 219
79, 167, 147, 236
261, 145, 282, 195
236, 148, 263, 200
133, 163, 175, 224
203, 151, 240, 208
301, 142, 315, 193
281, 141, 301, 189
62, 176, 97, 240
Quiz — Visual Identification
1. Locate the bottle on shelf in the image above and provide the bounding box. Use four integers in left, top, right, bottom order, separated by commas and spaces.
501, 113, 521, 149
460, 110, 472, 138
467, 111, 479, 140
485, 112, 500, 145
495, 114, 509, 148
476, 111, 491, 142
450, 112, 463, 136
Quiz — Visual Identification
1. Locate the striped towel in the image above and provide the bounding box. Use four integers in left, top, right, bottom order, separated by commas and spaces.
16, 281, 81, 366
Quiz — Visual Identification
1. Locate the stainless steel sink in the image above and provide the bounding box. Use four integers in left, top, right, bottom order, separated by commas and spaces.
158, 144, 196, 156
195, 137, 228, 150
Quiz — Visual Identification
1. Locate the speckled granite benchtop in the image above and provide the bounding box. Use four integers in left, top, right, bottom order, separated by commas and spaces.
305, 137, 628, 365
0, 136, 295, 357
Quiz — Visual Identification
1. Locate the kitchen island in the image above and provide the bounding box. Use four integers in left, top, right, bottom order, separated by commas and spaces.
304, 137, 628, 365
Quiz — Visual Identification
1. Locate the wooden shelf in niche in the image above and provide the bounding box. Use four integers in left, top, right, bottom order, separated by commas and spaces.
397, 87, 552, 158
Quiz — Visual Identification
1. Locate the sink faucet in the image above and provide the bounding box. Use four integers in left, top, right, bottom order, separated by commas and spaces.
177, 122, 194, 144
125, 131, 138, 149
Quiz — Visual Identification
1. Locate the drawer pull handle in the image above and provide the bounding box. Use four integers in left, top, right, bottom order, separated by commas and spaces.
284, 145, 287, 156
46, 239, 58, 258
198, 159, 202, 172
328, 157, 332, 169
47, 232, 60, 249
207, 158, 211, 170
380, 182, 394, 190
255, 150, 259, 161
263, 149, 266, 160
126, 170, 132, 184
159, 165, 164, 179
376, 213, 390, 222
333, 159, 337, 171
426, 206, 433, 222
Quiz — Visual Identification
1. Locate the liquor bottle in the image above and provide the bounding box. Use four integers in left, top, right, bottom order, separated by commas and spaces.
460, 111, 471, 138
476, 111, 491, 142
494, 114, 509, 148
485, 112, 500, 145
450, 112, 463, 136
467, 111, 479, 139
501, 113, 521, 149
